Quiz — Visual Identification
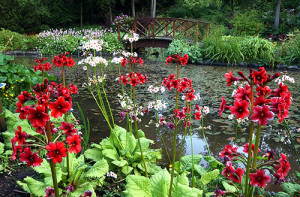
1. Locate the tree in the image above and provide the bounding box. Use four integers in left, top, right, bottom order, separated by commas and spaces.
151, 0, 156, 18
274, 0, 281, 29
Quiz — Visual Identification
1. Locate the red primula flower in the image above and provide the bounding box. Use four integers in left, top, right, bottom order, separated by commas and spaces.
194, 112, 202, 120
12, 126, 28, 145
121, 57, 127, 66
60, 122, 77, 136
66, 134, 82, 154
250, 105, 274, 125
254, 95, 271, 106
243, 143, 260, 157
234, 85, 251, 102
230, 100, 249, 119
119, 75, 128, 85
219, 97, 230, 117
276, 160, 291, 177
45, 186, 55, 197
186, 92, 196, 101
66, 57, 75, 68
225, 71, 240, 87
180, 54, 188, 66
129, 77, 139, 87
138, 57, 143, 65
16, 102, 30, 119
251, 67, 268, 84
19, 147, 43, 167
219, 144, 238, 159
277, 103, 289, 123
229, 167, 244, 183
27, 105, 50, 127
256, 86, 271, 96
175, 109, 186, 120
69, 84, 78, 94
249, 169, 271, 188
166, 56, 174, 65
11, 145, 23, 160
17, 91, 35, 104
49, 96, 72, 118
194, 104, 201, 112
46, 141, 67, 164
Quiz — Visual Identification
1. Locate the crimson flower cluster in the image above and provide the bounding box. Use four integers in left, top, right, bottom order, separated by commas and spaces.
12, 79, 81, 166
52, 52, 75, 68
219, 144, 290, 188
219, 67, 291, 125
166, 53, 188, 66
121, 57, 143, 66
119, 72, 147, 87
33, 57, 51, 72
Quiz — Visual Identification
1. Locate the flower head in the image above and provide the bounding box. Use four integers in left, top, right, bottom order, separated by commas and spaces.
49, 96, 72, 118
20, 147, 43, 167
66, 134, 82, 154
249, 169, 271, 188
46, 141, 67, 164
230, 100, 249, 119
250, 105, 274, 125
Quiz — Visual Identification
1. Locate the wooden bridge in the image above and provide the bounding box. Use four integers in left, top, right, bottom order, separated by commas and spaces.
117, 17, 209, 49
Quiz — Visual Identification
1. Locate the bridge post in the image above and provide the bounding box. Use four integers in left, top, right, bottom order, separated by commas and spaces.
206, 23, 209, 37
173, 19, 175, 38
196, 22, 199, 43
152, 18, 155, 37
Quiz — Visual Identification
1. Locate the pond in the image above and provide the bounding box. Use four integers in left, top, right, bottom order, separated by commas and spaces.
13, 54, 300, 192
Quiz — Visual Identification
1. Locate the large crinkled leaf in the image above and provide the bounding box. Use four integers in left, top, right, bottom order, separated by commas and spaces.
17, 180, 30, 193
125, 132, 136, 154
112, 159, 128, 167
172, 182, 200, 197
194, 165, 207, 176
222, 181, 237, 192
102, 149, 119, 160
23, 177, 48, 197
200, 169, 219, 185
124, 175, 152, 197
70, 184, 96, 197
274, 192, 290, 197
281, 182, 300, 195
110, 125, 127, 150
203, 156, 223, 170
122, 165, 133, 175
175, 154, 202, 173
85, 158, 108, 178
150, 169, 170, 197
175, 172, 189, 186
84, 148, 103, 162
100, 138, 114, 150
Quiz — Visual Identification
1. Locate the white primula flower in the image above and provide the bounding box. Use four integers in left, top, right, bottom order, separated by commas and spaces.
203, 106, 209, 114
83, 66, 87, 70
129, 37, 134, 43
228, 114, 234, 119
160, 86, 165, 93
153, 87, 159, 93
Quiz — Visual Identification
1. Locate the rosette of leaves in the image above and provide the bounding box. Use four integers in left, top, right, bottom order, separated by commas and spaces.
124, 169, 203, 197
173, 154, 231, 196
17, 153, 109, 197
84, 125, 162, 177
274, 171, 300, 197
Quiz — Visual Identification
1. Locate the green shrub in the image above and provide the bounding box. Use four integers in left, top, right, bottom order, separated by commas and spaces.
188, 44, 202, 63
0, 28, 25, 51
240, 36, 276, 65
282, 30, 300, 64
231, 10, 264, 36
167, 39, 189, 56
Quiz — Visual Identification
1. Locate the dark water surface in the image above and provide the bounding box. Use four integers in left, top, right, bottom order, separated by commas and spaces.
13, 55, 300, 192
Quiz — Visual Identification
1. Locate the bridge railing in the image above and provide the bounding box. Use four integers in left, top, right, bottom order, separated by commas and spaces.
118, 17, 209, 42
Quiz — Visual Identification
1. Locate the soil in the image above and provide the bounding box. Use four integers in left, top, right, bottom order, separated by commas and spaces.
0, 164, 34, 197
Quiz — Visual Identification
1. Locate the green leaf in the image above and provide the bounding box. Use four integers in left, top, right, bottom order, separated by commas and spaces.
281, 182, 300, 194
23, 177, 47, 197
122, 165, 133, 175
102, 149, 119, 160
274, 192, 290, 197
295, 171, 300, 181
17, 180, 30, 193
124, 175, 152, 197
222, 181, 237, 192
175, 154, 202, 173
0, 142, 4, 154
194, 165, 207, 176
200, 169, 220, 185
84, 148, 103, 162
150, 169, 170, 197
203, 156, 223, 170
85, 158, 109, 178
112, 159, 128, 167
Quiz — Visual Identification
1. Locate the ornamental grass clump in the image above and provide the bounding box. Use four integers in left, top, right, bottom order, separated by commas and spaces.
218, 67, 297, 196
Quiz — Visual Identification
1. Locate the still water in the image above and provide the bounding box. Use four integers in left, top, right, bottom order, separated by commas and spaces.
13, 55, 300, 192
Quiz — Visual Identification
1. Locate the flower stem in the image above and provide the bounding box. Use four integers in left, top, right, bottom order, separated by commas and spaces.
62, 66, 65, 88
234, 119, 238, 144
169, 61, 180, 197
252, 124, 261, 169
133, 86, 148, 177
189, 102, 195, 187
244, 83, 255, 197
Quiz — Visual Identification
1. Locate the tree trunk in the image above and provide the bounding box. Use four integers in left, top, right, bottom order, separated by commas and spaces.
131, 0, 135, 18
151, 0, 153, 17
152, 0, 156, 18
109, 3, 112, 24
274, 0, 281, 29
80, 2, 83, 27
